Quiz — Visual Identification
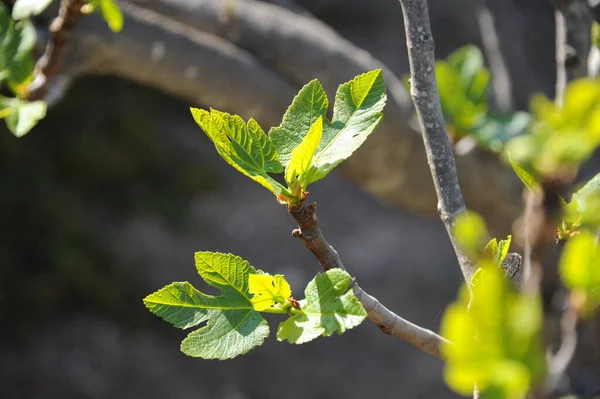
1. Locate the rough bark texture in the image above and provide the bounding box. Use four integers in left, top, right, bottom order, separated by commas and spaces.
397, 0, 476, 284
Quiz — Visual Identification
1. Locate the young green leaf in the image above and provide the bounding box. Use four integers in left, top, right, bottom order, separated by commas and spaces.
285, 115, 323, 187
99, 0, 123, 32
0, 96, 47, 137
12, 0, 54, 20
143, 252, 270, 360
0, 11, 36, 86
508, 156, 541, 194
304, 69, 386, 184
276, 269, 367, 344
249, 274, 292, 311
560, 231, 600, 308
441, 264, 545, 398
269, 79, 329, 167
191, 107, 286, 196
85, 0, 124, 32
484, 238, 499, 260
497, 235, 512, 266
270, 70, 386, 186
593, 21, 600, 51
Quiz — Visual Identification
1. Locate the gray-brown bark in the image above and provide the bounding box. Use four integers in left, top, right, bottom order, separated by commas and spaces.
397, 0, 476, 285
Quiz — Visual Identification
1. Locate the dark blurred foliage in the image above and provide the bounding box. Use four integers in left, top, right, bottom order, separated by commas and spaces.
0, 77, 217, 335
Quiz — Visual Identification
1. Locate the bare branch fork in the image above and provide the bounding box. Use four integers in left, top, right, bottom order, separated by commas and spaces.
288, 202, 449, 359
397, 0, 477, 286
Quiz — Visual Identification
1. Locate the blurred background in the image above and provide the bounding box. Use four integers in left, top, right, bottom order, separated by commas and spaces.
0, 0, 590, 397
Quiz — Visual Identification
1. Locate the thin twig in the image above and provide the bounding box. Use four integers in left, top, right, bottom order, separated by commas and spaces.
27, 0, 86, 101
288, 202, 449, 359
475, 0, 513, 112
397, 0, 476, 286
548, 304, 579, 392
551, 0, 593, 105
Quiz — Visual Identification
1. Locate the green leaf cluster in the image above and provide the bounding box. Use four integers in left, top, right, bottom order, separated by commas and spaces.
414, 45, 529, 152
485, 235, 512, 268
144, 252, 366, 359
453, 210, 515, 283
85, 0, 124, 32
0, 3, 47, 137
441, 264, 545, 398
559, 231, 600, 316
191, 70, 386, 205
504, 78, 600, 177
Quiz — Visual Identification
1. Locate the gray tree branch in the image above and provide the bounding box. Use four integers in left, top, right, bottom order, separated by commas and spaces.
397, 0, 477, 285
288, 202, 449, 359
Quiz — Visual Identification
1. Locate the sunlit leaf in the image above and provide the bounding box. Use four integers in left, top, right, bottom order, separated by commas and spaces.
144, 252, 270, 359
271, 70, 386, 186
560, 231, 600, 309
285, 116, 322, 187
191, 107, 285, 196
277, 269, 366, 344
441, 265, 545, 397
249, 274, 292, 311
453, 211, 488, 258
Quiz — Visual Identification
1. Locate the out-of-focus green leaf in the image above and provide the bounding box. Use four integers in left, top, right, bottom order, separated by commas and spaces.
453, 211, 488, 258
594, 22, 600, 51
85, 0, 124, 32
441, 264, 545, 398
0, 96, 47, 137
505, 79, 600, 177
0, 8, 36, 86
435, 45, 490, 140
471, 112, 531, 152
508, 156, 541, 194
99, 0, 123, 32
560, 231, 600, 312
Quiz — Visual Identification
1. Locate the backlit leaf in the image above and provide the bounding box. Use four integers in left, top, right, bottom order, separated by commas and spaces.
249, 274, 292, 311
277, 269, 366, 344
144, 252, 270, 359
191, 107, 285, 196
441, 265, 545, 397
285, 115, 322, 186
560, 231, 600, 307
